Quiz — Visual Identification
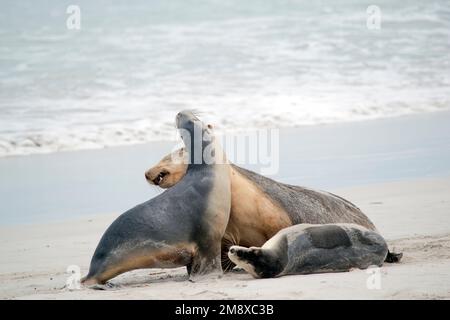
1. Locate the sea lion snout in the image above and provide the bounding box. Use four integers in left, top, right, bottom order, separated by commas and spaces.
228, 245, 239, 258
176, 110, 200, 129
145, 148, 188, 189
228, 245, 248, 259
228, 246, 243, 257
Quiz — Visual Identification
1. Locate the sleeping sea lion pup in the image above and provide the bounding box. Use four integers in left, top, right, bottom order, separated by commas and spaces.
228, 223, 389, 278
82, 110, 231, 285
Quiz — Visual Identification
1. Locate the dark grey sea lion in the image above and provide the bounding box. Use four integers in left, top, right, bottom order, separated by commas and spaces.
228, 223, 389, 278
82, 110, 231, 285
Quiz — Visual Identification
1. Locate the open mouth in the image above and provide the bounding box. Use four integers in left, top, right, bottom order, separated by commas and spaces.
152, 172, 168, 185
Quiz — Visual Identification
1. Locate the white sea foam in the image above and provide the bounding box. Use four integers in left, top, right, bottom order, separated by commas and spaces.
0, 0, 449, 157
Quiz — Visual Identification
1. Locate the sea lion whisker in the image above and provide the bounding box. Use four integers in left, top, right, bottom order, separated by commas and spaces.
225, 260, 233, 271
230, 231, 241, 246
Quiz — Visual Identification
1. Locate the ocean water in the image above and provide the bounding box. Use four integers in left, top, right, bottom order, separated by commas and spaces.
1, 0, 449, 157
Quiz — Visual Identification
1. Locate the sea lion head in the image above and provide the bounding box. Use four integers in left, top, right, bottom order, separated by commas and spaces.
145, 111, 220, 188
228, 245, 283, 278
176, 110, 219, 166
176, 110, 213, 141
145, 148, 188, 188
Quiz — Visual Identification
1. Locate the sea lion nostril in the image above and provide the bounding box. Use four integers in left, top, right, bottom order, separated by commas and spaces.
230, 248, 235, 254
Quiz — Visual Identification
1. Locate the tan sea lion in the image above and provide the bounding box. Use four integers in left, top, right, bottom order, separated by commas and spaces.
145, 147, 402, 268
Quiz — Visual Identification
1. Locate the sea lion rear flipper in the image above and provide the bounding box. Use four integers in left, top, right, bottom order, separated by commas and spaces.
385, 250, 403, 263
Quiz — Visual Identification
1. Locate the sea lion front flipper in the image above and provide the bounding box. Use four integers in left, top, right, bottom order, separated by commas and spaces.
188, 252, 223, 281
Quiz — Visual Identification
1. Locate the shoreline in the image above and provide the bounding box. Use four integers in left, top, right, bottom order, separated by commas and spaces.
2, 109, 450, 161
1, 110, 450, 226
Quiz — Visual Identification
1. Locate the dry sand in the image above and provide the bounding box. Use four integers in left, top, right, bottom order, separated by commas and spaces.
1, 175, 449, 300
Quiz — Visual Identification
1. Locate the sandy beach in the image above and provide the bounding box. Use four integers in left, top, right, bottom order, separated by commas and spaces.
2, 0, 449, 302
1, 112, 449, 300
0, 175, 449, 299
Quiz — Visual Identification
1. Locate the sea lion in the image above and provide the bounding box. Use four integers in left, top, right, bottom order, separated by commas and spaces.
228, 223, 389, 278
82, 111, 231, 285
145, 148, 402, 265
